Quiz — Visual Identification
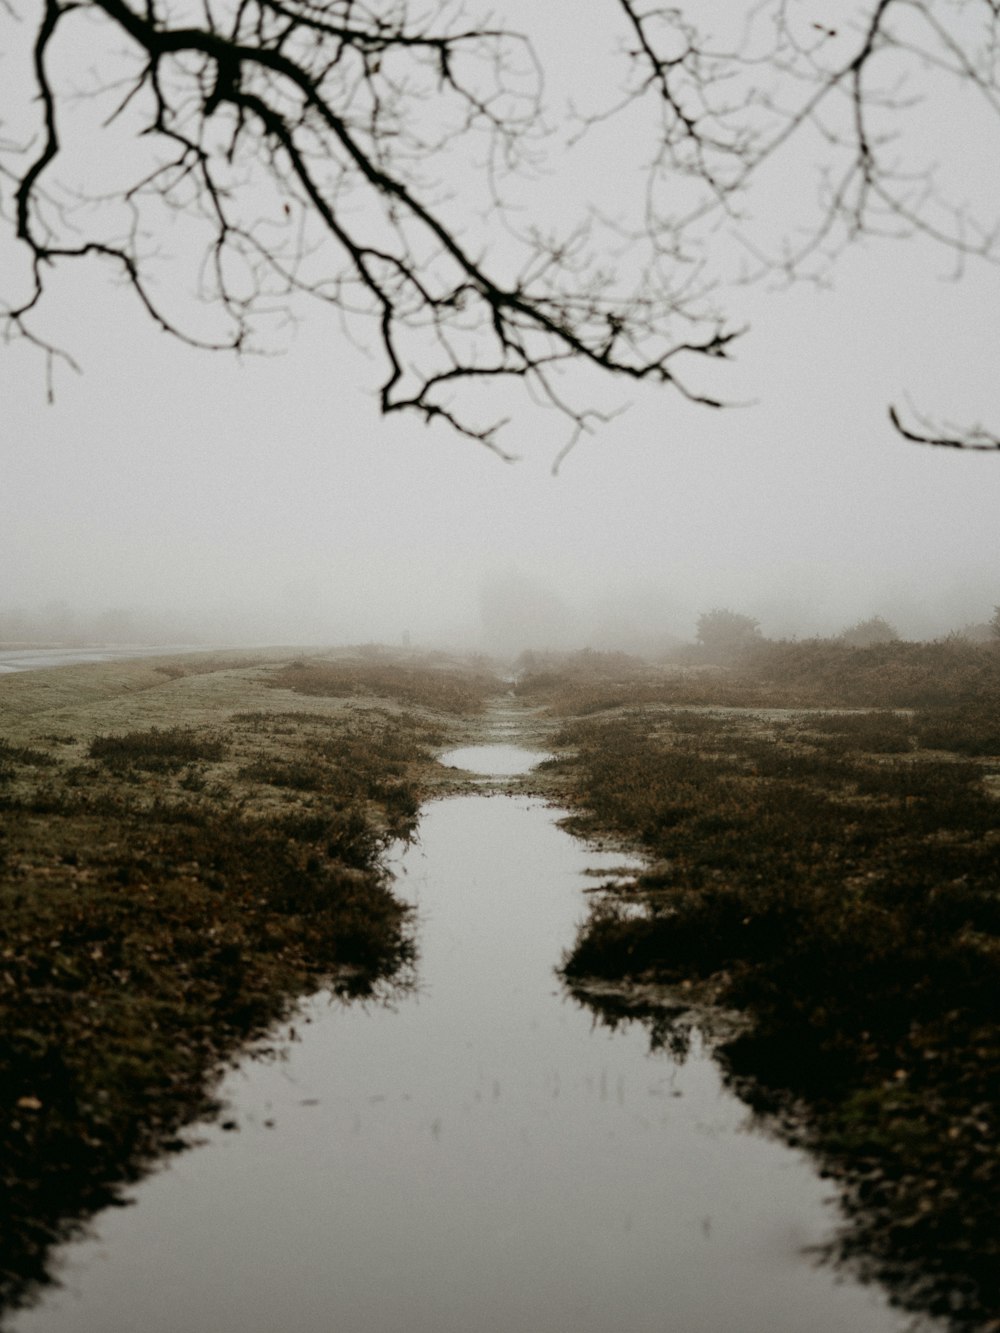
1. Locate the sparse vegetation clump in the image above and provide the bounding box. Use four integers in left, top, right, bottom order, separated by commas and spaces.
740, 636, 1000, 709
270, 655, 500, 716
0, 741, 56, 784
512, 648, 749, 715
518, 646, 1000, 1328
518, 637, 1000, 719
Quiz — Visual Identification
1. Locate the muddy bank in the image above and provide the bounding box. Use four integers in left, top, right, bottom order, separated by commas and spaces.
0, 649, 502, 1316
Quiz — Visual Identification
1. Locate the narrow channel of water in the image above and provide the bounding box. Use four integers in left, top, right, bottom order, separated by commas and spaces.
11, 747, 930, 1333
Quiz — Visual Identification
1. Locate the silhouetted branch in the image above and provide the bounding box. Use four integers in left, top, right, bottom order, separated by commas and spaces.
3, 0, 1000, 453
617, 0, 1000, 447
889, 405, 1000, 451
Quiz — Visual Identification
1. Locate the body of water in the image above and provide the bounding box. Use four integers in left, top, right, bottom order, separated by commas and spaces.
9, 747, 931, 1333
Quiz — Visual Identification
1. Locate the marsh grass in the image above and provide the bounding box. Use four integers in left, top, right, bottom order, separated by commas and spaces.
0, 740, 57, 788
531, 658, 1000, 1327
0, 741, 57, 766
740, 637, 1000, 709
914, 702, 1000, 756
0, 793, 414, 1307
514, 658, 753, 715
0, 652, 494, 1316
88, 727, 227, 772
520, 638, 1000, 719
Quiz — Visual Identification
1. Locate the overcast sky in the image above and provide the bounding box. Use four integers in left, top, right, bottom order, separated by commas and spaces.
2, 2, 998, 653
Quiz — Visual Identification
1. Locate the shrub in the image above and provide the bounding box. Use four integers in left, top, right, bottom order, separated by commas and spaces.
695, 608, 762, 662
88, 728, 227, 772
839, 615, 900, 647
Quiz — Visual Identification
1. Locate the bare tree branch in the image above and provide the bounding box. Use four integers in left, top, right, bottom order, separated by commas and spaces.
1, 0, 735, 452
889, 404, 1000, 451
3, 1, 999, 452
616, 0, 1000, 451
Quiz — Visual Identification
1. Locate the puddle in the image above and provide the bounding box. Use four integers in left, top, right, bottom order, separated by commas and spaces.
438, 743, 550, 776
9, 766, 935, 1333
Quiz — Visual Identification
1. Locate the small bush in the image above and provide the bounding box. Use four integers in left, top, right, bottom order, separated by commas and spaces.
804, 710, 913, 754
914, 702, 1000, 756
238, 758, 323, 791
0, 741, 56, 768
88, 728, 227, 772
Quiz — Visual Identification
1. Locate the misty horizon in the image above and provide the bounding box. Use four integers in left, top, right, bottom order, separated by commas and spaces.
1, 574, 996, 660
3, 0, 998, 682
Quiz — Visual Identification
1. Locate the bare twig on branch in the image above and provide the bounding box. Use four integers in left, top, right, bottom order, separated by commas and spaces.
616, 0, 1000, 451
889, 404, 1000, 451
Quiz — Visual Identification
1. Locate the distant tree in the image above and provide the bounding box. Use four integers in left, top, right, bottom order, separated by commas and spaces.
990, 607, 1000, 641
840, 616, 901, 648
4, 1, 1000, 452
695, 609, 762, 662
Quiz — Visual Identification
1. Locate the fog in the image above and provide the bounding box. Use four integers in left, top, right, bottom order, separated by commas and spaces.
3, 7, 999, 658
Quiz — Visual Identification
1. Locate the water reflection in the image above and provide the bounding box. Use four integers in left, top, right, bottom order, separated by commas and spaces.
438, 743, 551, 775
11, 784, 928, 1333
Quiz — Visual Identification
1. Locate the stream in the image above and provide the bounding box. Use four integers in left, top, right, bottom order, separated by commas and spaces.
10, 744, 933, 1332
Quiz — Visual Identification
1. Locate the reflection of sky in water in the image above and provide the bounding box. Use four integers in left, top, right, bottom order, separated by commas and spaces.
15, 776, 929, 1333
438, 744, 552, 776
